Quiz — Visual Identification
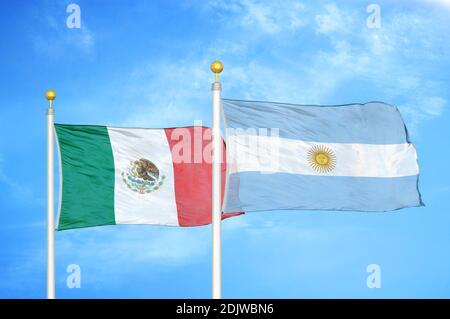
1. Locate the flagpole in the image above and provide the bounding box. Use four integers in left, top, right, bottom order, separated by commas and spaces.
45, 90, 56, 299
211, 61, 223, 299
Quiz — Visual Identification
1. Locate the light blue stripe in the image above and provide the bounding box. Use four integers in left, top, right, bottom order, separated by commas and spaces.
222, 99, 410, 144
223, 172, 423, 213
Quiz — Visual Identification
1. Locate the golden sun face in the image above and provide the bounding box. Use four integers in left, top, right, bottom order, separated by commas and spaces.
307, 145, 336, 173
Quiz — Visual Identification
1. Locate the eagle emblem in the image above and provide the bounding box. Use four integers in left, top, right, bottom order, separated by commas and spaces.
122, 158, 165, 194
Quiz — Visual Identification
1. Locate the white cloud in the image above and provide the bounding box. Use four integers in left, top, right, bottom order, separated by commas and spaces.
30, 5, 95, 57
240, 0, 305, 33
33, 26, 94, 56
418, 0, 450, 8
57, 226, 210, 265
423, 97, 446, 116
401, 96, 447, 130
0, 155, 44, 207
205, 0, 306, 34
315, 3, 351, 34
86, 1, 448, 135
54, 216, 249, 270
117, 58, 213, 128
220, 3, 449, 131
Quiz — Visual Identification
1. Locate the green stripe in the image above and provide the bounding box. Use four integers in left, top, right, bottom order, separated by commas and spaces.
55, 124, 116, 230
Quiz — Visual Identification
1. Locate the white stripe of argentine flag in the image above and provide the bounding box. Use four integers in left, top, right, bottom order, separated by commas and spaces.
227, 135, 419, 178
221, 99, 423, 213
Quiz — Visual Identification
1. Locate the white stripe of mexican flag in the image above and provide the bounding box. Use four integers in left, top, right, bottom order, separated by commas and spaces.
108, 128, 179, 226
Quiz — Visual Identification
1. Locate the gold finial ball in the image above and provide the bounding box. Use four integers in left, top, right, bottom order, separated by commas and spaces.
210, 61, 223, 74
45, 90, 56, 101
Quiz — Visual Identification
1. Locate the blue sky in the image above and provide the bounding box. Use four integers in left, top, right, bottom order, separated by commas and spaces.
0, 0, 449, 298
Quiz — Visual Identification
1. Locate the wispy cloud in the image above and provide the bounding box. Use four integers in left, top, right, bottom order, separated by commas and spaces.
32, 26, 94, 57
83, 1, 447, 137
118, 58, 213, 128
418, 0, 450, 8
29, 4, 95, 57
205, 0, 306, 34
0, 155, 44, 207
56, 226, 210, 265
315, 3, 352, 34
205, 1, 448, 133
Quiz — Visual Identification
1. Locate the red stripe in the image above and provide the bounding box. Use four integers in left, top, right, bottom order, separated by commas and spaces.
164, 126, 242, 226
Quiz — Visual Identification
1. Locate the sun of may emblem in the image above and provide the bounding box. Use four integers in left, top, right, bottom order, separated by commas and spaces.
307, 145, 336, 173
122, 158, 165, 194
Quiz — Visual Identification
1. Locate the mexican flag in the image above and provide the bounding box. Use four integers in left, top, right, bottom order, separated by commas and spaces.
55, 124, 241, 230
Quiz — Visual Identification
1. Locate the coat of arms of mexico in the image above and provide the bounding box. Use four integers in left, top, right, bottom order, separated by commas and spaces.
122, 158, 165, 194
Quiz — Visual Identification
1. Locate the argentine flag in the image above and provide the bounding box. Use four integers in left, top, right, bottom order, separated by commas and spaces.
222, 99, 423, 213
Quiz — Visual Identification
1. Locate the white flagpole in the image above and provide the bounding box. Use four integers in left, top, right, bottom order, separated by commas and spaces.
45, 90, 56, 299
211, 61, 223, 299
